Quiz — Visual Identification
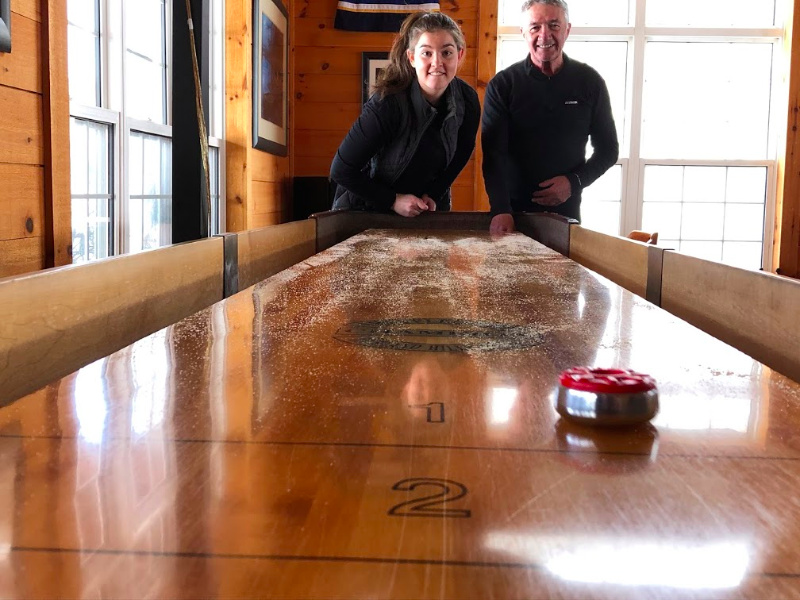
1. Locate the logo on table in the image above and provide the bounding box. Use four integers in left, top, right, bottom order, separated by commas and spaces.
333, 318, 544, 352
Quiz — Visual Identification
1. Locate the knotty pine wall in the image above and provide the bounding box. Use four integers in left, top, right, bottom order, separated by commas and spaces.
0, 0, 70, 278
292, 0, 488, 212
226, 0, 295, 231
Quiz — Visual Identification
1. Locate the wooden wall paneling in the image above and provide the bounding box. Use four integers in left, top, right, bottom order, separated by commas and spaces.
251, 180, 286, 216
294, 46, 361, 75
296, 73, 361, 103
0, 13, 41, 92
12, 0, 41, 22
295, 101, 360, 131
295, 129, 344, 158
0, 164, 44, 240
776, 0, 800, 277
225, 0, 253, 232
294, 156, 336, 178
250, 148, 291, 182
475, 0, 498, 212
0, 237, 45, 278
0, 86, 43, 164
41, 0, 72, 267
250, 212, 283, 228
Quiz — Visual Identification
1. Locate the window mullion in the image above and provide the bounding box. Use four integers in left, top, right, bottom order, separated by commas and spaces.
622, 0, 647, 235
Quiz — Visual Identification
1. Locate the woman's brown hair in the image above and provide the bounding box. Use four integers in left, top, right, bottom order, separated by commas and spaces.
372, 11, 466, 99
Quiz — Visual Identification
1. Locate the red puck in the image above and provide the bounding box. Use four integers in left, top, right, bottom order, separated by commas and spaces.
559, 367, 657, 395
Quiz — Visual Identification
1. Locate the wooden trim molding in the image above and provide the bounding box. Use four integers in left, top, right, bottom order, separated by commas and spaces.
776, 0, 800, 278
41, 0, 71, 267
474, 0, 497, 211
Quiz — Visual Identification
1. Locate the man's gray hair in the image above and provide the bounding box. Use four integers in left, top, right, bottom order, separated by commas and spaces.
520, 0, 569, 22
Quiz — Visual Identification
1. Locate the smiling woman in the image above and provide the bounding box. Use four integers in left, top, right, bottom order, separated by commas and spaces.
329, 11, 480, 218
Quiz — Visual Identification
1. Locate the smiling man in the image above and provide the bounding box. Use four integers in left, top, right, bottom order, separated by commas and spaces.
482, 0, 619, 234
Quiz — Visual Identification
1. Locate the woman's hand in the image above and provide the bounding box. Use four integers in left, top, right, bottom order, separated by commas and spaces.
421, 194, 437, 212
393, 194, 431, 217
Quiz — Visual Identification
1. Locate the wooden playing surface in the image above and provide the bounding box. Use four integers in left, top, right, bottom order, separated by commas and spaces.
2, 230, 800, 599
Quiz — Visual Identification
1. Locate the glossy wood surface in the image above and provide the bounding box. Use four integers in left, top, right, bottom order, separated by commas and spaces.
2, 230, 800, 599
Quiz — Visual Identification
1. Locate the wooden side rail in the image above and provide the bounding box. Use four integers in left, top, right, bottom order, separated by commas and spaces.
0, 238, 225, 405
312, 211, 493, 253
233, 220, 317, 293
660, 251, 800, 382
311, 210, 573, 255
568, 225, 667, 302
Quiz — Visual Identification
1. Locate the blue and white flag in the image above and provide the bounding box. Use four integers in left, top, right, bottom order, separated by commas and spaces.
335, 2, 441, 32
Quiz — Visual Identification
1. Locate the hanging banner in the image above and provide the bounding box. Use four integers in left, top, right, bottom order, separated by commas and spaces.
334, 2, 441, 32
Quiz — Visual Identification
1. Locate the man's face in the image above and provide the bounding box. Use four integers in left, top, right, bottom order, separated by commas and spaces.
521, 3, 571, 70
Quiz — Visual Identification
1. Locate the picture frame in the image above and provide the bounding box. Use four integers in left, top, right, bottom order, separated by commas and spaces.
361, 52, 390, 105
0, 0, 11, 53
252, 0, 288, 156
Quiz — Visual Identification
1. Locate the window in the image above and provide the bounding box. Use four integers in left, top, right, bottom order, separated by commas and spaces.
67, 0, 225, 261
497, 0, 787, 270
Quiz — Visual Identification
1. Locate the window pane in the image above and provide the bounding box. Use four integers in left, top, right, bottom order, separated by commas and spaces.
70, 118, 113, 264
582, 165, 622, 234
642, 165, 767, 269
681, 203, 724, 240
68, 26, 99, 106
722, 242, 763, 270
683, 166, 725, 203
68, 0, 98, 30
642, 202, 682, 239
582, 201, 621, 235
210, 0, 225, 138
500, 0, 630, 26
497, 39, 528, 70
724, 204, 765, 241
641, 43, 773, 160
647, 0, 776, 27
726, 167, 767, 204
129, 131, 172, 253
564, 0, 631, 26
565, 41, 628, 149
210, 146, 221, 235
643, 166, 683, 202
679, 241, 723, 262
70, 118, 89, 193
124, 0, 167, 124
125, 0, 165, 60
126, 54, 166, 123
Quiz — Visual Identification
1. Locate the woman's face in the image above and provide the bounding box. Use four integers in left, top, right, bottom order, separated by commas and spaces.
407, 30, 464, 103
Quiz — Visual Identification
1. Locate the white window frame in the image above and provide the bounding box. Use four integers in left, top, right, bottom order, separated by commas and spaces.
496, 0, 789, 269
69, 0, 226, 257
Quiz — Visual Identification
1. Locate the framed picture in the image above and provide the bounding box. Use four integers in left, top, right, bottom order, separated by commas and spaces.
0, 0, 11, 53
252, 0, 288, 156
361, 52, 390, 105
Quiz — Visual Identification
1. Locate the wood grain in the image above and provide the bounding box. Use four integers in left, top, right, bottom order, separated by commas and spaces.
42, 0, 72, 267
0, 12, 41, 93
0, 164, 44, 241
0, 237, 225, 404
568, 225, 651, 298
2, 227, 800, 599
0, 86, 43, 164
237, 219, 316, 289
661, 249, 800, 382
